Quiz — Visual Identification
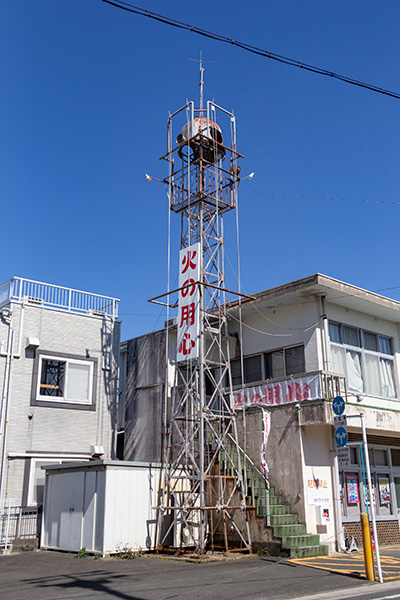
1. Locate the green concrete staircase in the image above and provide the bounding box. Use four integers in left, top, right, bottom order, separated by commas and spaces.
221, 436, 329, 558
268, 487, 329, 558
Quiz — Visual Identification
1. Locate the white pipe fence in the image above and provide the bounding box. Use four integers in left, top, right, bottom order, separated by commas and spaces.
0, 277, 119, 319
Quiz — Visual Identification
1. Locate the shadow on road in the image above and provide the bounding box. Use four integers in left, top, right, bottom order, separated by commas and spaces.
22, 570, 143, 600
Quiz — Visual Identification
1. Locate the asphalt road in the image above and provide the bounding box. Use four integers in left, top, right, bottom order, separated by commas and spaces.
290, 544, 400, 583
0, 550, 377, 600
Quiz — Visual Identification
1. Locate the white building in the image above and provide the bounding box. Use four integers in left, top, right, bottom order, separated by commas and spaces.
121, 273, 400, 554
0, 277, 120, 547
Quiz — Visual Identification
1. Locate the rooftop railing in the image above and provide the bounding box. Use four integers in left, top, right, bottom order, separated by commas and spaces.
0, 277, 119, 319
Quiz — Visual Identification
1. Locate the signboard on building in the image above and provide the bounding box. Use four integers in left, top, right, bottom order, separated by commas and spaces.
307, 478, 331, 506
177, 242, 201, 363
346, 474, 359, 504
337, 446, 350, 469
333, 415, 347, 428
231, 374, 321, 410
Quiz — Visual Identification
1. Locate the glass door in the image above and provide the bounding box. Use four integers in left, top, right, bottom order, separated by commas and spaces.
394, 477, 400, 519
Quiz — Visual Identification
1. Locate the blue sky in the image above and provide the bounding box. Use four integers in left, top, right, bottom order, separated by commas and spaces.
2, 1, 400, 341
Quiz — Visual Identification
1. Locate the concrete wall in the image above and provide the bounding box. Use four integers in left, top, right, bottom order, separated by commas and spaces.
0, 301, 120, 506
237, 405, 306, 522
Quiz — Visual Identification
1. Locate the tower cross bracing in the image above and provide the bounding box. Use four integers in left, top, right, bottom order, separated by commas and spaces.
154, 89, 252, 554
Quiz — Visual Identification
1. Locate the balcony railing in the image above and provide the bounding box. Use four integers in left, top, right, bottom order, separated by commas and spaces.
0, 277, 119, 319
320, 371, 347, 399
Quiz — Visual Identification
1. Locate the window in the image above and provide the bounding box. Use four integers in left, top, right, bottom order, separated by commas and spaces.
341, 473, 361, 519
285, 346, 305, 375
329, 322, 396, 399
230, 359, 242, 386
340, 444, 398, 521
230, 355, 262, 386
33, 352, 96, 407
243, 355, 262, 383
375, 449, 388, 466
391, 449, 400, 467
27, 457, 83, 506
265, 349, 285, 379
28, 459, 61, 506
349, 447, 358, 465
343, 326, 361, 348
265, 345, 305, 379
229, 345, 305, 387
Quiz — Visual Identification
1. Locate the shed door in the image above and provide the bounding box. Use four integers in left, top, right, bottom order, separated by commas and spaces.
57, 472, 85, 551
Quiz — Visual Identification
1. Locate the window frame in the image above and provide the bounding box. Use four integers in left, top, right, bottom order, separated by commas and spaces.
229, 344, 306, 387
329, 322, 396, 400
26, 457, 84, 506
31, 350, 97, 410
340, 443, 399, 521
265, 344, 305, 381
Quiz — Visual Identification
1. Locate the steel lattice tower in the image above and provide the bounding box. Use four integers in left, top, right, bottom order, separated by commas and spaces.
154, 69, 252, 554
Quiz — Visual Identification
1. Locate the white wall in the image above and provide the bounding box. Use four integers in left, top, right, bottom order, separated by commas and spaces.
230, 297, 323, 372
1, 301, 120, 506
301, 425, 336, 551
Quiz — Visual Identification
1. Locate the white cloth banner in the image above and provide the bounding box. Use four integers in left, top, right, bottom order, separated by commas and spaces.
260, 409, 271, 478
232, 374, 321, 410
177, 242, 201, 362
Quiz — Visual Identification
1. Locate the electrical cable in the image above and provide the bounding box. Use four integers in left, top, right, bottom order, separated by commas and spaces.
101, 0, 400, 100
224, 235, 323, 333
229, 313, 292, 337
243, 188, 400, 207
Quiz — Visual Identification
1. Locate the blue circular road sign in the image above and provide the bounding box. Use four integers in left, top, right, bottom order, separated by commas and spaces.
332, 396, 345, 416
335, 426, 348, 447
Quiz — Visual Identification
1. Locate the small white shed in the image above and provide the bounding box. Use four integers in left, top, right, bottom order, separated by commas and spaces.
41, 460, 161, 555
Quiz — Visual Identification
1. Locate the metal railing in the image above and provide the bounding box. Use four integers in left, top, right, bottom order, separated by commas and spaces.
320, 371, 347, 399
223, 433, 270, 526
0, 277, 119, 319
0, 504, 42, 549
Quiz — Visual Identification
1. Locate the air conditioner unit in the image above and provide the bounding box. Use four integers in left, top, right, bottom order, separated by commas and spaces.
90, 445, 104, 458
26, 337, 40, 349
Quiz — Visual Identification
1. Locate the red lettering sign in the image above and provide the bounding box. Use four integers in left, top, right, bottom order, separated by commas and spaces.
180, 303, 196, 327
181, 250, 197, 274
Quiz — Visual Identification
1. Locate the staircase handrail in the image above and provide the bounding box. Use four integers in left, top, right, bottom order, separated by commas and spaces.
226, 432, 269, 488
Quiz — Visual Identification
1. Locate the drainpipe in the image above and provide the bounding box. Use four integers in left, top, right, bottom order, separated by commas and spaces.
321, 297, 345, 551
109, 317, 118, 461
320, 296, 331, 373
0, 320, 15, 507
15, 302, 25, 359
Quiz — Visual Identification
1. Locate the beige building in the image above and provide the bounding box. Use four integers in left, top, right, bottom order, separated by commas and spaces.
121, 273, 400, 554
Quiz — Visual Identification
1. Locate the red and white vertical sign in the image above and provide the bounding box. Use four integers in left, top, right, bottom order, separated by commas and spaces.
260, 409, 271, 478
177, 242, 201, 362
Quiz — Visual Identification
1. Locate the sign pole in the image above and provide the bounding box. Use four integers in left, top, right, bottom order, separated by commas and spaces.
360, 412, 383, 583
346, 413, 383, 583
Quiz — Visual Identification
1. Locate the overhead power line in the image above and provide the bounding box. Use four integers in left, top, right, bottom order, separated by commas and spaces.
244, 189, 400, 207
102, 0, 400, 100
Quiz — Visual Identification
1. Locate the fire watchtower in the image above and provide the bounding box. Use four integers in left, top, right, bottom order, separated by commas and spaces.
153, 68, 254, 554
